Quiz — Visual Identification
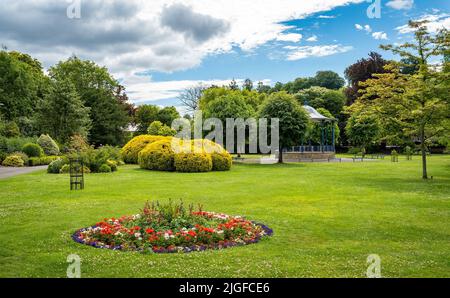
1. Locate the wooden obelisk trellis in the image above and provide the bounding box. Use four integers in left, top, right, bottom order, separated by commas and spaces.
69, 158, 84, 190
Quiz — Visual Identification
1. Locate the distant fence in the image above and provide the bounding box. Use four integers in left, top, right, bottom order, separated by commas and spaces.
283, 145, 335, 153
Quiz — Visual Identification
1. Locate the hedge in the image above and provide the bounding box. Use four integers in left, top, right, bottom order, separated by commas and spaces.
121, 135, 165, 164
28, 156, 60, 167
174, 152, 213, 172
138, 138, 175, 171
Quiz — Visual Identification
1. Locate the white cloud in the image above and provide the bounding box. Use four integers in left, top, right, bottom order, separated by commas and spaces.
355, 23, 372, 33
276, 33, 303, 42
318, 15, 336, 19
0, 0, 365, 105
372, 31, 388, 40
396, 13, 450, 34
386, 0, 414, 10
285, 44, 352, 60
306, 35, 318, 42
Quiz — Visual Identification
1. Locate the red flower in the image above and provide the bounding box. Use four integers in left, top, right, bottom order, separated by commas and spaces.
145, 228, 154, 234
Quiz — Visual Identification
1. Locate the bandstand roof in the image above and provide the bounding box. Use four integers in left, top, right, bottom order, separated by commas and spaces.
303, 105, 334, 122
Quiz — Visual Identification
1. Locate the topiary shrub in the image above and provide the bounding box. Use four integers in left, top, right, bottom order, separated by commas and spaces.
192, 139, 232, 171
37, 134, 60, 156
138, 137, 175, 171
211, 152, 232, 171
22, 143, 43, 158
121, 135, 165, 164
2, 155, 24, 167
174, 152, 213, 172
98, 164, 112, 173
47, 159, 66, 174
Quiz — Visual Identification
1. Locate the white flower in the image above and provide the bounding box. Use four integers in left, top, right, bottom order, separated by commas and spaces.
164, 233, 170, 240
134, 232, 141, 238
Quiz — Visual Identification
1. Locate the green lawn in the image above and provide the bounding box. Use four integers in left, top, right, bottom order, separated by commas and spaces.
1, 156, 449, 277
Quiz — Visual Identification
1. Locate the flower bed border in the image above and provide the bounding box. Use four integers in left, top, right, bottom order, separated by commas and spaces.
71, 222, 273, 253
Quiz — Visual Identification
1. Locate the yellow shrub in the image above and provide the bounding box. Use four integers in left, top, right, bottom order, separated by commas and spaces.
174, 152, 213, 172
121, 135, 164, 164
192, 139, 232, 171
211, 152, 232, 171
138, 137, 175, 171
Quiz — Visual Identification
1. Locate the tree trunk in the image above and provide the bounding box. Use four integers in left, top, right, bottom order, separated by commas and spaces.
420, 126, 428, 179
278, 149, 283, 163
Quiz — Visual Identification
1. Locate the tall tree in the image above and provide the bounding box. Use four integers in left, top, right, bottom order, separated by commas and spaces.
344, 52, 388, 105
229, 79, 239, 90
135, 105, 160, 134
178, 84, 207, 113
36, 79, 91, 143
355, 21, 449, 179
258, 92, 309, 163
295, 86, 346, 117
157, 106, 180, 127
312, 71, 345, 90
243, 78, 253, 91
0, 51, 43, 121
49, 56, 130, 146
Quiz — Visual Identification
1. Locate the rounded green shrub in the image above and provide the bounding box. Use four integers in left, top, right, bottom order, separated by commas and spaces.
174, 152, 213, 172
107, 159, 118, 172
211, 152, 232, 171
2, 155, 24, 167
22, 143, 43, 157
121, 135, 165, 164
99, 164, 112, 173
138, 137, 175, 171
47, 159, 65, 174
37, 134, 60, 156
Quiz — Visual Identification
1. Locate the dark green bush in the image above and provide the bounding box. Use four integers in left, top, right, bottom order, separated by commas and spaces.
98, 164, 112, 173
22, 143, 43, 157
37, 134, 60, 156
4, 137, 36, 153
47, 159, 66, 174
0, 151, 6, 163
1, 121, 20, 138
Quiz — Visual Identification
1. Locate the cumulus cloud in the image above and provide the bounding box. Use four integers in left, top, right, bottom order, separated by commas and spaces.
276, 33, 303, 42
306, 35, 318, 42
372, 31, 388, 40
386, 0, 414, 10
396, 13, 450, 34
355, 24, 372, 33
160, 3, 230, 43
0, 0, 364, 104
285, 44, 353, 60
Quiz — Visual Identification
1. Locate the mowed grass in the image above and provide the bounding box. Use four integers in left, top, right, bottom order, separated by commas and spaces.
0, 155, 449, 277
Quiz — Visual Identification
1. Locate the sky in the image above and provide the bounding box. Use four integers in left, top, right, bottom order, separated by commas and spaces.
1, 0, 449, 112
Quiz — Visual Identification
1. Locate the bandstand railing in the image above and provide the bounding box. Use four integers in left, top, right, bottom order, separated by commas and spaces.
283, 145, 336, 153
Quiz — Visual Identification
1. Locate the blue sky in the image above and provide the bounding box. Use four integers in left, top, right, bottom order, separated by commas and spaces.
0, 0, 448, 110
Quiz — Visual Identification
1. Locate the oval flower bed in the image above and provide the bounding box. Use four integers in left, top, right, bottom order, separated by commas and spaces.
72, 201, 273, 253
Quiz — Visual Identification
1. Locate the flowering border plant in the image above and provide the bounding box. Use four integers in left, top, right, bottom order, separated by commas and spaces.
72, 200, 273, 253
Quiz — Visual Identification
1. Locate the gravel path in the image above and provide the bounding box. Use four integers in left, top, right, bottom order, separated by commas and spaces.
0, 166, 47, 179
